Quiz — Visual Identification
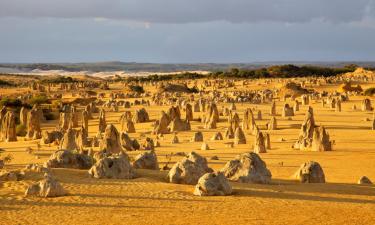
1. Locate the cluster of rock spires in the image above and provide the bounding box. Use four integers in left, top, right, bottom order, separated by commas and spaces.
9, 77, 375, 200
293, 106, 332, 151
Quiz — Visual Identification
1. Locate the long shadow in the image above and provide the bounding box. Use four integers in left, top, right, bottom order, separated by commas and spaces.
325, 125, 370, 130
234, 179, 375, 197
235, 188, 375, 204
77, 193, 219, 203
0, 198, 165, 209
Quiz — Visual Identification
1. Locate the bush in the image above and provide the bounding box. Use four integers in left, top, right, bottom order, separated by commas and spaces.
0, 97, 24, 108
44, 112, 58, 120
16, 124, 27, 137
0, 80, 13, 86
189, 86, 199, 93
129, 85, 145, 93
41, 76, 76, 84
27, 95, 50, 105
364, 88, 375, 96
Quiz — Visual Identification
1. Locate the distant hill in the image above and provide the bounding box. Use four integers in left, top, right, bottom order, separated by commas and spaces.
1, 61, 375, 73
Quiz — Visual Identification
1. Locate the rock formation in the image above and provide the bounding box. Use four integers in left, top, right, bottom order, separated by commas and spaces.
133, 108, 150, 123
1, 111, 17, 142
26, 107, 42, 140
234, 127, 246, 144
267, 116, 277, 130
220, 152, 272, 184
120, 132, 140, 151
312, 126, 332, 152
99, 124, 122, 154
211, 132, 223, 140
98, 109, 106, 133
25, 173, 66, 198
44, 149, 93, 169
60, 128, 77, 151
294, 161, 325, 183
294, 107, 315, 150
185, 103, 193, 121
254, 132, 266, 153
362, 98, 372, 111
167, 152, 213, 185
133, 151, 159, 170
282, 103, 294, 117
88, 152, 135, 179
194, 172, 232, 196
191, 131, 203, 142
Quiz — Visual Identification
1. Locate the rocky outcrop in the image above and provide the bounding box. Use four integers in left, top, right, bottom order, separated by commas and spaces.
26, 107, 42, 140
25, 173, 66, 198
312, 126, 332, 152
60, 128, 77, 151
133, 108, 149, 123
191, 131, 204, 142
168, 118, 191, 132
194, 172, 232, 196
167, 152, 213, 185
294, 107, 315, 150
1, 111, 17, 142
44, 149, 93, 169
220, 152, 271, 184
88, 152, 136, 179
254, 132, 266, 153
153, 111, 170, 134
120, 132, 140, 151
234, 127, 246, 144
133, 151, 159, 170
294, 161, 325, 183
99, 124, 123, 154
40, 130, 63, 144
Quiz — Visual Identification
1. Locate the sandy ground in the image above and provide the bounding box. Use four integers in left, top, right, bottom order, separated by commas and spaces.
1, 79, 375, 225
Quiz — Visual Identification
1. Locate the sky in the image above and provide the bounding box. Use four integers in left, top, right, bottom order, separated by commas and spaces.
0, 0, 375, 63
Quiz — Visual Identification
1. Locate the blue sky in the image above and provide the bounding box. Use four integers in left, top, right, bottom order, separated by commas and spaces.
1, 0, 375, 63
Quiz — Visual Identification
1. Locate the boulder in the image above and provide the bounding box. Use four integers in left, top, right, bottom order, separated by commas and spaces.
220, 152, 271, 184
167, 152, 213, 185
40, 130, 63, 145
25, 173, 66, 197
44, 149, 93, 169
133, 108, 150, 123
211, 132, 223, 141
88, 152, 136, 179
133, 151, 159, 170
191, 132, 204, 142
168, 118, 191, 132
194, 172, 232, 196
294, 161, 325, 183
358, 176, 372, 185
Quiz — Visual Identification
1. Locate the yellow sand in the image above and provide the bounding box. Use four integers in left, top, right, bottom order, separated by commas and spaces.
1, 79, 375, 225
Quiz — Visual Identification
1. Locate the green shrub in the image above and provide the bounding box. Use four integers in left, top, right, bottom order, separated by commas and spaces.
16, 124, 27, 137
0, 97, 23, 108
44, 112, 57, 120
27, 95, 50, 105
129, 85, 145, 93
0, 80, 13, 86
364, 88, 375, 96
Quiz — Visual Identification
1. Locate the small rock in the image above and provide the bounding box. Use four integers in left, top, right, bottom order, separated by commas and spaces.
358, 176, 372, 185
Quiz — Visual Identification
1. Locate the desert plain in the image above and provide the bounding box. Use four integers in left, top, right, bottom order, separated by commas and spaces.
1, 68, 375, 225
